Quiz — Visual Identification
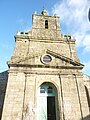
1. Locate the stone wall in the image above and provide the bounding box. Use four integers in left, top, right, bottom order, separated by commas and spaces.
1, 67, 90, 120
32, 14, 60, 38
1, 72, 26, 120
9, 37, 80, 66
0, 71, 8, 120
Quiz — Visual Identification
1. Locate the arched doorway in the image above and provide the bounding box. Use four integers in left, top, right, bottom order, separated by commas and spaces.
37, 82, 58, 120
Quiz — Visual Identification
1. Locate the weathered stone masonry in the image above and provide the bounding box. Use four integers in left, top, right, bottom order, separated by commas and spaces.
0, 9, 90, 120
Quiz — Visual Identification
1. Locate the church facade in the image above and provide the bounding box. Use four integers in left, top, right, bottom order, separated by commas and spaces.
0, 9, 90, 120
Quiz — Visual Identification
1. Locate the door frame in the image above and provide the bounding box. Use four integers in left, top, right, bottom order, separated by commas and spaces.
37, 82, 59, 120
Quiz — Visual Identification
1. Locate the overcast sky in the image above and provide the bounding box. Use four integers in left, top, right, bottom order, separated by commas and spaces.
0, 0, 90, 75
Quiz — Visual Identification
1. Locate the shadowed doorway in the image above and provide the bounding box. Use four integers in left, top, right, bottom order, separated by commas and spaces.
47, 96, 56, 120
37, 82, 58, 120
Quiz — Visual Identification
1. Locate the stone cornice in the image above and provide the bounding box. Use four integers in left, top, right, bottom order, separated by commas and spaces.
8, 64, 83, 70
15, 35, 75, 43
32, 13, 60, 18
8, 66, 83, 76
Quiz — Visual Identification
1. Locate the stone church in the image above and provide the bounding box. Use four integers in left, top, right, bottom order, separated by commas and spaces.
0, 9, 90, 120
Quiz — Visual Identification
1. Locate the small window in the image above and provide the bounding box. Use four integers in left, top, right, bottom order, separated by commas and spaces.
25, 32, 28, 34
45, 20, 48, 29
21, 32, 24, 34
43, 55, 52, 63
48, 86, 53, 93
40, 86, 45, 93
68, 35, 71, 39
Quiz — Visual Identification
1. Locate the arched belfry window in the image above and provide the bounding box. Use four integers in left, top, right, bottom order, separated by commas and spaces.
85, 86, 90, 111
45, 20, 48, 29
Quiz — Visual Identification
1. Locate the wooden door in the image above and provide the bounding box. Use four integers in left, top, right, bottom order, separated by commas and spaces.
37, 96, 47, 120
47, 96, 56, 120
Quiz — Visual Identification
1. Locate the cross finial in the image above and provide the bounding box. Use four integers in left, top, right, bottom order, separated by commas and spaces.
41, 8, 48, 15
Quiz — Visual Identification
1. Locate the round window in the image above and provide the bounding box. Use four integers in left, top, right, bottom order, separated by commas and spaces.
41, 55, 52, 64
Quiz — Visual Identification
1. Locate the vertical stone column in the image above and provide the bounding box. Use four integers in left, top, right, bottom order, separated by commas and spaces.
22, 74, 36, 120
60, 74, 82, 120
1, 72, 25, 120
75, 75, 90, 119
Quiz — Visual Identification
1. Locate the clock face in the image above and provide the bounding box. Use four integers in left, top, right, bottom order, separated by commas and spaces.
41, 55, 52, 64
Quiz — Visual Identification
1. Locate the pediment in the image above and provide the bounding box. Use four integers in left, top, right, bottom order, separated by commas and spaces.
47, 49, 84, 67
8, 49, 84, 69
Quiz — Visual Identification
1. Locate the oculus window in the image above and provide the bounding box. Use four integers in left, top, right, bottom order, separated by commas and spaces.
41, 55, 52, 64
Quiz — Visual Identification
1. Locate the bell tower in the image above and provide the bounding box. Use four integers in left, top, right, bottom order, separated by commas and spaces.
31, 9, 61, 39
